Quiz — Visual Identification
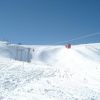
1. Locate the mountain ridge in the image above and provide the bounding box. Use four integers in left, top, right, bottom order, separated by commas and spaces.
0, 41, 100, 100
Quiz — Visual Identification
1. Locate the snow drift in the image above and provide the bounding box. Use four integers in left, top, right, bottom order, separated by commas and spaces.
0, 41, 100, 100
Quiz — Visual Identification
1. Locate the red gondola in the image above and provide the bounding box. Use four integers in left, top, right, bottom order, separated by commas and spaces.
65, 44, 71, 49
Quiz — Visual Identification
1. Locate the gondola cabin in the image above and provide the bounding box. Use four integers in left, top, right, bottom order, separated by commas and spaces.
65, 44, 71, 49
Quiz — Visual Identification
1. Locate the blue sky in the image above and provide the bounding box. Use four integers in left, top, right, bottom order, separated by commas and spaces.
0, 0, 100, 45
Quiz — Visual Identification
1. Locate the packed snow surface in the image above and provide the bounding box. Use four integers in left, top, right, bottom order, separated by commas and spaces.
0, 41, 100, 100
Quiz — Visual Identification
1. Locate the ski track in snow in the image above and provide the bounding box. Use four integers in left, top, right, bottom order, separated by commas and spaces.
0, 41, 100, 100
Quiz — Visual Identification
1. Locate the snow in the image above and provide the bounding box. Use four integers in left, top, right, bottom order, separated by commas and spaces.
0, 41, 100, 100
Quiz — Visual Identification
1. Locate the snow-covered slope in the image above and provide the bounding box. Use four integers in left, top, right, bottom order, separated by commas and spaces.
0, 41, 100, 100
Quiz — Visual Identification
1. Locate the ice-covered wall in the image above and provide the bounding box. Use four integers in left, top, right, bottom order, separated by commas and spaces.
0, 42, 32, 62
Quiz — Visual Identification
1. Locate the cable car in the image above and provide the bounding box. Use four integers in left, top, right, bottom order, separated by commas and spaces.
65, 43, 71, 49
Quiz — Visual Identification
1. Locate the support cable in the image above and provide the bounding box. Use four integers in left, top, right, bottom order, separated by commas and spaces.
54, 32, 100, 45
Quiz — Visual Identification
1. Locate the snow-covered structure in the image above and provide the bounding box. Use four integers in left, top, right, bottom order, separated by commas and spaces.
0, 41, 32, 62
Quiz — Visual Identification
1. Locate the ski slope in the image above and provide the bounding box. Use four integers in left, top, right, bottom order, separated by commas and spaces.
0, 41, 100, 100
